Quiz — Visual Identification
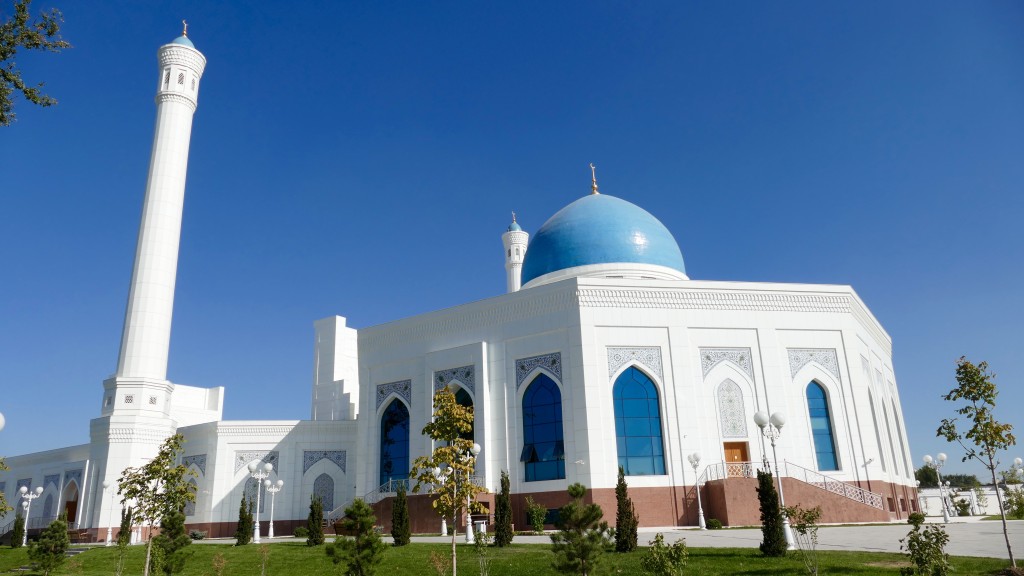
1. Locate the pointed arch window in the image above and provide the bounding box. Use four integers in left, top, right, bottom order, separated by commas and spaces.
806, 382, 838, 471
313, 473, 335, 512
379, 399, 410, 485
882, 403, 902, 477
521, 373, 565, 481
613, 367, 666, 475
454, 386, 474, 442
184, 479, 198, 516
42, 494, 54, 519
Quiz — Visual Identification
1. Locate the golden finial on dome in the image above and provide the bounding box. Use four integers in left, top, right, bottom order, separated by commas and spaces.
590, 163, 599, 195
182, 19, 188, 36
511, 211, 517, 223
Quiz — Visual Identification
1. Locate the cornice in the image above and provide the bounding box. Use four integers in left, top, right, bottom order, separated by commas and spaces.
155, 91, 198, 112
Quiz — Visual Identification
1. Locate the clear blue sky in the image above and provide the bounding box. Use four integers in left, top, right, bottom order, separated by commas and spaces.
2, 1, 1022, 479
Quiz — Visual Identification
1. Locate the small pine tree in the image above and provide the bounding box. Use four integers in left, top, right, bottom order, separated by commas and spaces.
151, 509, 192, 575
493, 470, 514, 547
391, 485, 411, 546
28, 516, 70, 576
117, 506, 134, 546
614, 466, 638, 553
326, 499, 387, 576
235, 496, 253, 546
11, 514, 25, 548
756, 469, 787, 557
307, 495, 325, 546
550, 483, 613, 576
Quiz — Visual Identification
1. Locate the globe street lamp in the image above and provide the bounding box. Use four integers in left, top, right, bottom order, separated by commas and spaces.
923, 453, 949, 523
19, 486, 43, 546
102, 480, 116, 546
753, 410, 794, 549
264, 479, 284, 538
0, 411, 5, 431
687, 453, 706, 530
247, 461, 274, 543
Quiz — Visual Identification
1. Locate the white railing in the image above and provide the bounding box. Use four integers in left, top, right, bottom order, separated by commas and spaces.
782, 460, 885, 510
693, 460, 884, 511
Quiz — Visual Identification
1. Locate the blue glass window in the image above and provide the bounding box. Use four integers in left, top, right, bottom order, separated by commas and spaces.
806, 382, 838, 471
454, 387, 474, 442
521, 374, 565, 481
379, 399, 410, 485
613, 367, 666, 475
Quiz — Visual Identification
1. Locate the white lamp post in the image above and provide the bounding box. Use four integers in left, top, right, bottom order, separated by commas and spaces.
247, 461, 273, 543
753, 410, 794, 550
923, 453, 949, 523
18, 486, 44, 546
687, 453, 706, 530
264, 479, 284, 538
102, 480, 116, 546
432, 442, 481, 545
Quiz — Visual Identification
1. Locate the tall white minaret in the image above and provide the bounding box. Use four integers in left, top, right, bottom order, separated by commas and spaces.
86, 27, 209, 536
502, 212, 528, 292
116, 24, 206, 381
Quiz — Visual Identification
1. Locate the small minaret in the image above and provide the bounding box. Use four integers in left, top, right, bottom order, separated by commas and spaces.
502, 212, 528, 292
116, 23, 206, 381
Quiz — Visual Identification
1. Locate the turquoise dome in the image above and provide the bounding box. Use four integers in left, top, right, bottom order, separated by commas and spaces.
507, 221, 522, 232
170, 35, 194, 48
520, 194, 686, 285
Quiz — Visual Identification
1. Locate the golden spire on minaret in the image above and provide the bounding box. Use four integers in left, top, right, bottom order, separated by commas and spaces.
590, 163, 600, 195
511, 211, 517, 223
182, 19, 188, 36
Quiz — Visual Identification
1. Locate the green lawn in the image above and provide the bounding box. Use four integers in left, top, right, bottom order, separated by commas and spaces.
0, 542, 1012, 575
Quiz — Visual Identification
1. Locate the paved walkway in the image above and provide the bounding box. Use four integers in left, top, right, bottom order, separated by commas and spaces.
171, 518, 1024, 559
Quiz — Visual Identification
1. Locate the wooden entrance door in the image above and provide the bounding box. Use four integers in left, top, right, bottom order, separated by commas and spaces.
723, 442, 751, 477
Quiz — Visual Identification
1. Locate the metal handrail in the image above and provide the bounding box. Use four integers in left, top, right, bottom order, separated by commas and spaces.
782, 460, 885, 510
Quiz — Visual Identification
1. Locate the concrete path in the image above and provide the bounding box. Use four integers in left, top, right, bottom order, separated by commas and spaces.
161, 519, 1024, 560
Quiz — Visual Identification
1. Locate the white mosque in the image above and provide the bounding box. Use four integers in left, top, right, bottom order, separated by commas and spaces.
1, 31, 918, 541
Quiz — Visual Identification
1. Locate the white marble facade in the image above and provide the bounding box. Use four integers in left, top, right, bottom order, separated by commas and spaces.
0, 31, 918, 537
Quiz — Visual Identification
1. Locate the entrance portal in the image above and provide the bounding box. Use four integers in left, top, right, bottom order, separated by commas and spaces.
723, 442, 752, 477
62, 481, 79, 525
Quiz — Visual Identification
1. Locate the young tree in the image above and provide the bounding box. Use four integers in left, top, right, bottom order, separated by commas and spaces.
782, 504, 822, 576
307, 495, 325, 546
326, 498, 387, 576
234, 496, 252, 546
900, 512, 950, 576
151, 509, 191, 575
756, 469, 787, 557
115, 506, 134, 576
0, 0, 71, 126
493, 470, 514, 547
11, 513, 24, 549
550, 483, 613, 576
614, 466, 638, 553
27, 515, 69, 576
391, 484, 411, 546
409, 388, 487, 576
640, 533, 688, 576
937, 356, 1017, 567
117, 433, 196, 576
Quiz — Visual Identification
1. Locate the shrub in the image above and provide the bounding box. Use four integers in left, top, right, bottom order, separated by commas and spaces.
293, 526, 309, 538
326, 499, 387, 576
640, 532, 687, 576
550, 483, 613, 576
756, 469, 787, 557
952, 497, 971, 517
526, 496, 547, 534
188, 530, 206, 540
900, 513, 950, 576
907, 512, 926, 526
11, 514, 24, 548
307, 495, 325, 546
1005, 484, 1024, 520
614, 466, 639, 553
783, 504, 822, 576
707, 518, 723, 530
234, 496, 253, 546
151, 509, 192, 575
28, 516, 70, 576
494, 470, 514, 547
391, 484, 411, 546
